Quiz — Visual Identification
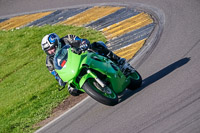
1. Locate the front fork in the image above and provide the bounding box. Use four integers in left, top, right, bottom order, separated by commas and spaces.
87, 69, 113, 94
78, 69, 113, 94
87, 69, 105, 88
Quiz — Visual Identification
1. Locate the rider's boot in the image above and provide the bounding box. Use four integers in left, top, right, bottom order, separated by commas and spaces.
68, 85, 84, 96
107, 51, 135, 75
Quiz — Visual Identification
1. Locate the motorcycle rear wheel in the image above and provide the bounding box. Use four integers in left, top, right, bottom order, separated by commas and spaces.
127, 70, 142, 90
82, 78, 118, 106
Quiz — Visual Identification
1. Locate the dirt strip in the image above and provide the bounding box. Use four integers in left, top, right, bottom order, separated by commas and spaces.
34, 93, 88, 129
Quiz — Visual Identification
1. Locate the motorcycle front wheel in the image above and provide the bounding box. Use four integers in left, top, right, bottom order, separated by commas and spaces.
82, 78, 118, 106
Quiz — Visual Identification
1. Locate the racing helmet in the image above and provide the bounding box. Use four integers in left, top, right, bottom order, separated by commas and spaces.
41, 33, 60, 56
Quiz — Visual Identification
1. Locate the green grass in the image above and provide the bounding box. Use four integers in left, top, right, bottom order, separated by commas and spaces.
0, 25, 106, 133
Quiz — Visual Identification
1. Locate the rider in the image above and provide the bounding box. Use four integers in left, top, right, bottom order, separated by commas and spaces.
41, 33, 132, 96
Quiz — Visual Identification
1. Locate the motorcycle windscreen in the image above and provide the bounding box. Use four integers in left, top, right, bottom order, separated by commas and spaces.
55, 47, 83, 82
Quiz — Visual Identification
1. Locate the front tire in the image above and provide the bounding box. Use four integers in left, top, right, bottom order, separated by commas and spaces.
82, 78, 118, 106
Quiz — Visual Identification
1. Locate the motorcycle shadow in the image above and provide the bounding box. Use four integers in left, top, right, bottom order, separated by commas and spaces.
118, 57, 190, 103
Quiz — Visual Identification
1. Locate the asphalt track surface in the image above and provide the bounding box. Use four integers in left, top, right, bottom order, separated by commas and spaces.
1, 0, 200, 133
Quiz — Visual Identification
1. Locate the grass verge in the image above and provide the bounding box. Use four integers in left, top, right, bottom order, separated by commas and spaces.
0, 25, 106, 133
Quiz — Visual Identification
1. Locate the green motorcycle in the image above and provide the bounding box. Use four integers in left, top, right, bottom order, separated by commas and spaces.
54, 44, 142, 106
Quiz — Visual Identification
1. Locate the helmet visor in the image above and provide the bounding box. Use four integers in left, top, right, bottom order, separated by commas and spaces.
47, 46, 56, 55
42, 42, 50, 51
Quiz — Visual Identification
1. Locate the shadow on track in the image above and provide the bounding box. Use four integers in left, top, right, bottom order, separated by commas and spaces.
119, 57, 191, 103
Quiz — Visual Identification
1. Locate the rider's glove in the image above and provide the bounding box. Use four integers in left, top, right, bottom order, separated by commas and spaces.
70, 41, 88, 54
79, 40, 88, 51
69, 40, 81, 48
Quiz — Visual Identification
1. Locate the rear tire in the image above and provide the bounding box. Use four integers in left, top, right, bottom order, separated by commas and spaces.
127, 70, 142, 90
82, 78, 118, 106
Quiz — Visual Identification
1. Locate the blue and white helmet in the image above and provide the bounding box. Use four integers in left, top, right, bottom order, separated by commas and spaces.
41, 33, 60, 55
